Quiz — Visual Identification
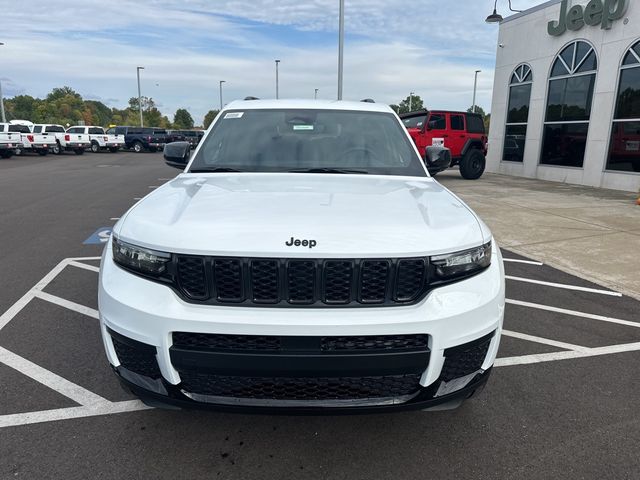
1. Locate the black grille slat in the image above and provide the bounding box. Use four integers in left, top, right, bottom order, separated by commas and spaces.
440, 336, 492, 382
321, 334, 429, 352
287, 260, 316, 304
250, 260, 280, 303
395, 259, 426, 302
177, 257, 207, 299
179, 373, 421, 400
214, 259, 244, 302
172, 256, 432, 307
360, 260, 390, 303
173, 332, 282, 351
323, 261, 353, 304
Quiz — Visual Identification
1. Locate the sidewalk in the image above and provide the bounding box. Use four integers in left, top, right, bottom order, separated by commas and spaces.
438, 170, 640, 300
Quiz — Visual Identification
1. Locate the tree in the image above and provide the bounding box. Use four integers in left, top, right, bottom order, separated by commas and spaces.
203, 109, 220, 129
467, 105, 487, 117
395, 94, 424, 114
173, 108, 194, 129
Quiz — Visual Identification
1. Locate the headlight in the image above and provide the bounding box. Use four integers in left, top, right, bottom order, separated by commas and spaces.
112, 236, 170, 275
430, 241, 492, 281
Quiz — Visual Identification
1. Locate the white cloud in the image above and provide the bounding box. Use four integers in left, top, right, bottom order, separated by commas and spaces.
0, 0, 545, 123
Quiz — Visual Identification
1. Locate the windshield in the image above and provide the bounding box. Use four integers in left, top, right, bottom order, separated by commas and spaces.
402, 114, 427, 129
45, 125, 65, 133
189, 109, 425, 176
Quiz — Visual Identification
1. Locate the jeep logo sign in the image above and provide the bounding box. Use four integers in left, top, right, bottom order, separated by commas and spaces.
548, 0, 629, 36
285, 237, 317, 248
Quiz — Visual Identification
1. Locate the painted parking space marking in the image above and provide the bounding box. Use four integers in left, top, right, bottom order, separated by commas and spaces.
505, 275, 622, 297
1, 256, 639, 428
502, 258, 543, 266
110, 217, 120, 221
83, 227, 112, 245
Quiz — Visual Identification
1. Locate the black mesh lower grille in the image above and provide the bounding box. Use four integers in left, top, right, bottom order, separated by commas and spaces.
173, 332, 282, 351
320, 334, 429, 352
440, 334, 493, 382
179, 372, 422, 400
111, 333, 161, 379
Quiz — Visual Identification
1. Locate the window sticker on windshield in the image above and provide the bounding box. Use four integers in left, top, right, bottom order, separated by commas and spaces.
224, 112, 244, 119
293, 125, 314, 131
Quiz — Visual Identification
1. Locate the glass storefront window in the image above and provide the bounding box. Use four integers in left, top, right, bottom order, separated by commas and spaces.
541, 41, 597, 168
607, 41, 640, 173
503, 64, 532, 163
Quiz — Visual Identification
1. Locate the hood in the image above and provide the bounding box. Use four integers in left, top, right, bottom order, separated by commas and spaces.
116, 173, 486, 257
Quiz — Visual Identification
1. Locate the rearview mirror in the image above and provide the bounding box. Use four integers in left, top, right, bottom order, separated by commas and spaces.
164, 142, 191, 170
424, 146, 451, 174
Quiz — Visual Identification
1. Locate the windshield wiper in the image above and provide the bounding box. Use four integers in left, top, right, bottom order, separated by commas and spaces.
188, 167, 245, 173
288, 167, 369, 174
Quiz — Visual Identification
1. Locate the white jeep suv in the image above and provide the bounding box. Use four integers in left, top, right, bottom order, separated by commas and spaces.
99, 99, 505, 413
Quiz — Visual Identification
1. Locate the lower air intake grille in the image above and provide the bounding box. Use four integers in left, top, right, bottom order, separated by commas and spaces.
111, 331, 162, 379
440, 333, 493, 382
179, 373, 422, 400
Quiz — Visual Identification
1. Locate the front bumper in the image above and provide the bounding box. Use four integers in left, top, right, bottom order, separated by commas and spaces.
99, 243, 505, 412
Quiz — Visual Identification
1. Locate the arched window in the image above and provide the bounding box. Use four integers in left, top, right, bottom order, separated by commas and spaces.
541, 40, 597, 168
606, 41, 640, 173
503, 64, 532, 162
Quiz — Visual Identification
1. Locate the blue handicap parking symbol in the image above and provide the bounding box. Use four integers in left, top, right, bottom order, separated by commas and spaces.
83, 227, 113, 245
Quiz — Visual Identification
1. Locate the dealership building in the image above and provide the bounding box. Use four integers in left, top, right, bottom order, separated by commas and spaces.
487, 0, 640, 191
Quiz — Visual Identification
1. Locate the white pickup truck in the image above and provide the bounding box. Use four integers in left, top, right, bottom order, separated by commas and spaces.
0, 123, 24, 158
33, 124, 89, 155
67, 125, 124, 153
7, 121, 52, 156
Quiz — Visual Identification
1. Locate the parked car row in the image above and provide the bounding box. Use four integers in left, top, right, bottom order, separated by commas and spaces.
0, 120, 203, 158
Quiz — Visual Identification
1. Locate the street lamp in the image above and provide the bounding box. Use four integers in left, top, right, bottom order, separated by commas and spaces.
337, 0, 344, 100
314, 88, 319, 99
275, 60, 280, 99
409, 91, 415, 112
219, 80, 226, 110
136, 66, 145, 127
472, 70, 481, 113
0, 42, 5, 123
485, 0, 522, 23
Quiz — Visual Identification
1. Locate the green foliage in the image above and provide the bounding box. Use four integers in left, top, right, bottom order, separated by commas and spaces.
173, 108, 195, 129
2, 87, 171, 127
395, 95, 424, 114
203, 109, 220, 129
467, 105, 487, 117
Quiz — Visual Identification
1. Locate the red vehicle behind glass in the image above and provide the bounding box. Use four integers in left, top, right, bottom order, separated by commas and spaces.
399, 110, 487, 179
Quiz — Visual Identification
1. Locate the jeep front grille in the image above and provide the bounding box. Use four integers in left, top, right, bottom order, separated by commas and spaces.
171, 256, 429, 307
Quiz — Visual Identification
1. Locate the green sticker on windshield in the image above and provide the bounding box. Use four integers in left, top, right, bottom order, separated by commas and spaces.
293, 125, 314, 131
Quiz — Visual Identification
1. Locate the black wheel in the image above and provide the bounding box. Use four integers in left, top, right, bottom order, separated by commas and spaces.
75, 149, 84, 155
133, 141, 144, 153
90, 141, 100, 153
109, 147, 119, 153
52, 142, 63, 155
459, 149, 486, 180
14, 148, 22, 156
38, 150, 48, 156
1, 151, 12, 159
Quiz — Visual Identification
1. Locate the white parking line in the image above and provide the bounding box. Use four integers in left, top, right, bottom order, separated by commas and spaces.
501, 329, 589, 352
506, 275, 622, 297
503, 258, 543, 266
148, 186, 159, 189
506, 299, 640, 328
495, 341, 640, 367
110, 217, 120, 221
68, 261, 100, 273
0, 346, 109, 407
33, 291, 99, 319
0, 400, 150, 429
133, 197, 142, 201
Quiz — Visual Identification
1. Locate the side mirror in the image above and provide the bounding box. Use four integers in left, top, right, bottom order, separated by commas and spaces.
164, 141, 191, 170
424, 146, 451, 174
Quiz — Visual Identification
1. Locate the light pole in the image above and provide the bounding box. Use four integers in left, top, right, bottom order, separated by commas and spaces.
337, 0, 344, 100
409, 91, 415, 112
136, 66, 145, 127
275, 60, 280, 99
472, 70, 481, 113
0, 42, 5, 123
314, 88, 319, 99
219, 80, 225, 110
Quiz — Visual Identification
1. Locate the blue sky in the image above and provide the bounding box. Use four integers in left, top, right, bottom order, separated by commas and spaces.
0, 0, 543, 124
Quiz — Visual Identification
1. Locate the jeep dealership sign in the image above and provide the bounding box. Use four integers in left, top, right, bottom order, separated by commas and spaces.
548, 0, 629, 35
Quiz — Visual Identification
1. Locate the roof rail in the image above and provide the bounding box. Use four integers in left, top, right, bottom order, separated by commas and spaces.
244, 96, 260, 101
360, 98, 375, 103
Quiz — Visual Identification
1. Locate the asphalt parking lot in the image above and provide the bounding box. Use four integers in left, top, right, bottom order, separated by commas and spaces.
1, 151, 639, 479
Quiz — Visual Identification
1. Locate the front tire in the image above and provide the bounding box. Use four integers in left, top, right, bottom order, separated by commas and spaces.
1, 151, 13, 159
52, 142, 63, 155
133, 141, 143, 153
91, 142, 100, 153
460, 149, 486, 180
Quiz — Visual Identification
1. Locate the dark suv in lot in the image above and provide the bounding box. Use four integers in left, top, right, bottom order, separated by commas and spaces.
108, 126, 168, 153
399, 110, 487, 179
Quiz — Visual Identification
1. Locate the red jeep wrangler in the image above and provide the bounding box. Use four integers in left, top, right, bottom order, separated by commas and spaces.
399, 110, 487, 179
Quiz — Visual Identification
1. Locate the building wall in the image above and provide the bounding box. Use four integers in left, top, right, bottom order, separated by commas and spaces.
487, 0, 640, 192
